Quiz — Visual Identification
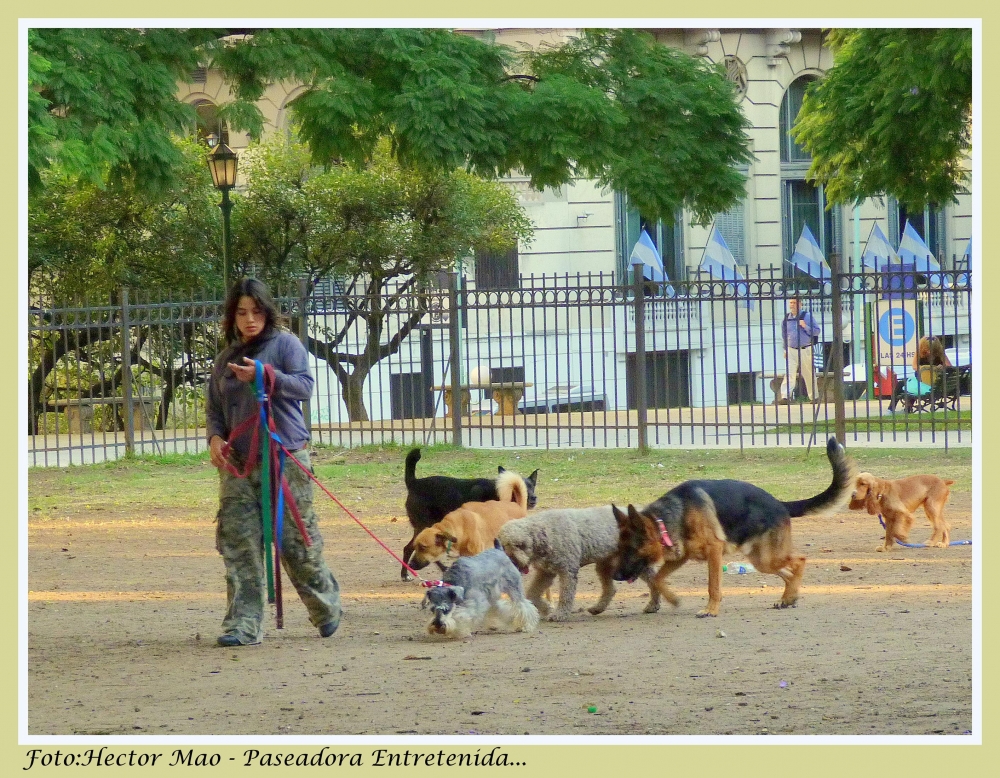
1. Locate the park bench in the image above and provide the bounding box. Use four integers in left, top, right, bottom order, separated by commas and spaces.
432, 382, 533, 416
48, 395, 161, 434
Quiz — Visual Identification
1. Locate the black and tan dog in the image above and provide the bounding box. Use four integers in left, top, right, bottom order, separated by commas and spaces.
401, 448, 538, 580
612, 437, 855, 617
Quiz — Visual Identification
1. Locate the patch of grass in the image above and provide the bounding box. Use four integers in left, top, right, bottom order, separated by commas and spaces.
28, 445, 972, 525
769, 411, 972, 435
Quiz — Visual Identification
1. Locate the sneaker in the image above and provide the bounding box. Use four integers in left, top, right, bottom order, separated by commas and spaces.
318, 621, 339, 638
216, 633, 260, 647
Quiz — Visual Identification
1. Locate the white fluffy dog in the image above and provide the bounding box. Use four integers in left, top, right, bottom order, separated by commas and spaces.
498, 505, 658, 621
421, 544, 539, 639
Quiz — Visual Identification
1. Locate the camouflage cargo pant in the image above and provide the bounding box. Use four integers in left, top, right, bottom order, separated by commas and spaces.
216, 449, 341, 643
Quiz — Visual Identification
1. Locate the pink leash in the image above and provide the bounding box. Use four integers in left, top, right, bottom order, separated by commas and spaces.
276, 443, 438, 585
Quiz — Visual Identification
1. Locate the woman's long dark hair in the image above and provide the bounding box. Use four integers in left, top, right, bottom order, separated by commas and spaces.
917, 336, 949, 366
220, 278, 282, 352
215, 278, 281, 375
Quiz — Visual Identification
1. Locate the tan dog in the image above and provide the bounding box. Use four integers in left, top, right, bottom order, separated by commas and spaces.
407, 471, 529, 570
850, 472, 954, 551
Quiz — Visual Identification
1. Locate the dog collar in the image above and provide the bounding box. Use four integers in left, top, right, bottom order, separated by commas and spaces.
421, 580, 451, 588
654, 517, 674, 548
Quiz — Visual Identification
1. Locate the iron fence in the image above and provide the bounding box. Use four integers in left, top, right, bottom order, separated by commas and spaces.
27, 265, 973, 466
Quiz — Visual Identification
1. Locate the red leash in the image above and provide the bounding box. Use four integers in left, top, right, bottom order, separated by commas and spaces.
276, 443, 431, 583
219, 366, 312, 549
218, 367, 438, 586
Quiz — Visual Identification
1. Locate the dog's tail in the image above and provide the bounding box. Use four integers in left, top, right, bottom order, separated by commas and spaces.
496, 470, 528, 510
497, 596, 540, 633
782, 437, 857, 518
404, 448, 421, 488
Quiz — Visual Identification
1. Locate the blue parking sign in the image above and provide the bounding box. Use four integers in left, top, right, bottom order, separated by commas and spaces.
873, 299, 918, 369
878, 307, 916, 346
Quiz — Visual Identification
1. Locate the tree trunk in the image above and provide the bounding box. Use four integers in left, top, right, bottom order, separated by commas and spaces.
339, 363, 371, 423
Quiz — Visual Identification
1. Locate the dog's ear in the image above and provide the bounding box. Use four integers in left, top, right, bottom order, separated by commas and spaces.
498, 466, 506, 474
864, 489, 881, 516
611, 504, 628, 526
527, 469, 539, 483
626, 504, 644, 524
449, 586, 465, 603
421, 592, 430, 610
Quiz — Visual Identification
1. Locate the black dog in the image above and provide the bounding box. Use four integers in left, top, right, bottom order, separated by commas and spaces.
401, 448, 538, 580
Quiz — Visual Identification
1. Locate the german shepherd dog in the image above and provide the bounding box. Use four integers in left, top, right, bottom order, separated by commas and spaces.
612, 437, 855, 617
402, 448, 539, 580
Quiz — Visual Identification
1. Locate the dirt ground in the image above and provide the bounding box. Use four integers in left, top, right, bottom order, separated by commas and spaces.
27, 469, 972, 737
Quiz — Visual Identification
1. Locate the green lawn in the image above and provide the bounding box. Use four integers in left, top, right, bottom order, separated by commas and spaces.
27, 443, 973, 523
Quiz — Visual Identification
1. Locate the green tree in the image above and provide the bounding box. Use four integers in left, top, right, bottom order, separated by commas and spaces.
29, 135, 221, 302
30, 27, 752, 222
27, 27, 222, 194
792, 28, 972, 209
232, 136, 533, 421
27, 136, 222, 435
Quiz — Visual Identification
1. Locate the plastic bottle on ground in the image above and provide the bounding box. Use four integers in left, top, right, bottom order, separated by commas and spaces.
722, 561, 755, 574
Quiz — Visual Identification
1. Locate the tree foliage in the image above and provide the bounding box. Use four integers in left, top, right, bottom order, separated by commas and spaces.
792, 28, 972, 209
28, 135, 221, 302
232, 136, 532, 285
232, 135, 533, 420
29, 27, 752, 223
27, 27, 223, 193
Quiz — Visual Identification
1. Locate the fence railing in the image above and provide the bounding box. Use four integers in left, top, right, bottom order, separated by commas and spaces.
27, 267, 973, 466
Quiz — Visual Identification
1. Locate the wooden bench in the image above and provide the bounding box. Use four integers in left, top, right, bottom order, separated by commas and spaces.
49, 395, 162, 434
432, 382, 533, 416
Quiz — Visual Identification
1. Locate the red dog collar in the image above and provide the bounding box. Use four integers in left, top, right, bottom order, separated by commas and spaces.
653, 517, 674, 548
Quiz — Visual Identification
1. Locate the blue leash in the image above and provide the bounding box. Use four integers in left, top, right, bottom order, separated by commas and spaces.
878, 514, 972, 548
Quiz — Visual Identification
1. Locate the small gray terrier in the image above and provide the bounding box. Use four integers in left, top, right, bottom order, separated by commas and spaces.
421, 543, 539, 639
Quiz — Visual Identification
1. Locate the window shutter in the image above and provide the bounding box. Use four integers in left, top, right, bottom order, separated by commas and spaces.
716, 201, 746, 266
474, 247, 519, 290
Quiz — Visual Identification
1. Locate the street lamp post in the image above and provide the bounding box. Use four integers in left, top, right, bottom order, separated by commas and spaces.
206, 136, 239, 294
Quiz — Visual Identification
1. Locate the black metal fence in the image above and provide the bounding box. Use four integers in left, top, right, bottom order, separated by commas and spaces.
27, 266, 973, 466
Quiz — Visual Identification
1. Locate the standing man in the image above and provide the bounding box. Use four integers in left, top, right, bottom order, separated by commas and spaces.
782, 297, 822, 402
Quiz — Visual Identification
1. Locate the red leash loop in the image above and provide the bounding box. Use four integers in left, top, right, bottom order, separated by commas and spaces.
218, 366, 429, 582
218, 364, 312, 548
277, 444, 425, 580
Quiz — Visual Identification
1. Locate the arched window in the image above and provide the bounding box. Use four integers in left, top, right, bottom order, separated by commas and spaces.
779, 76, 840, 281
192, 100, 228, 146
779, 76, 815, 163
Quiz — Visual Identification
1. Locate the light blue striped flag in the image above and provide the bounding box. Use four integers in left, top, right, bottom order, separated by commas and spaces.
629, 229, 675, 297
897, 220, 941, 274
862, 223, 898, 271
788, 224, 832, 282
700, 225, 752, 309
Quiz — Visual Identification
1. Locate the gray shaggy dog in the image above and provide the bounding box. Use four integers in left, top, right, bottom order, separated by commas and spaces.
498, 506, 658, 621
421, 544, 539, 639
